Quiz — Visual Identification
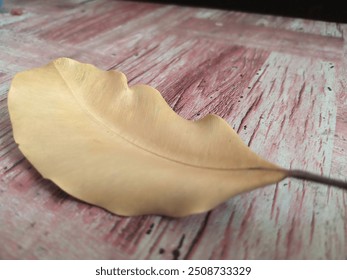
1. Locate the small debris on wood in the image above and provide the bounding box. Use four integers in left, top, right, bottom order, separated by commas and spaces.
159, 248, 165, 254
10, 8, 23, 16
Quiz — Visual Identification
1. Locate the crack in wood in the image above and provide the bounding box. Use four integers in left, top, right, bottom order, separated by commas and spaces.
183, 211, 211, 259
172, 234, 185, 260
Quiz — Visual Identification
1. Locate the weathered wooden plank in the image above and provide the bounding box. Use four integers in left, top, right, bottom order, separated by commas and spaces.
173, 17, 343, 62
183, 52, 342, 259
203, 10, 343, 38
0, 0, 347, 259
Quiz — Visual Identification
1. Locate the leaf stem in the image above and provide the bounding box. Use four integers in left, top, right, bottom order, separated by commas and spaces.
287, 169, 347, 190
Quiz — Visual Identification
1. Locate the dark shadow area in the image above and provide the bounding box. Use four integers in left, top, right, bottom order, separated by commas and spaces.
135, 0, 347, 23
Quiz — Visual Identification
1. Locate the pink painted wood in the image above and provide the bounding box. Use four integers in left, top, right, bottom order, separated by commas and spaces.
1, 0, 347, 259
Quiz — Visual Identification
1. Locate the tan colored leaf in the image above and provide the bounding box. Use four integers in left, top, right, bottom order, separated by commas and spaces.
7, 58, 346, 217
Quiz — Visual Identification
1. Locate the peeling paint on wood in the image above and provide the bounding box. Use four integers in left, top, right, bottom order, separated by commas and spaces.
0, 0, 347, 259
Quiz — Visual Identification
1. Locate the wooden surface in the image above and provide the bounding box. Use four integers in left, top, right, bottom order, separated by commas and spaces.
1, 0, 347, 259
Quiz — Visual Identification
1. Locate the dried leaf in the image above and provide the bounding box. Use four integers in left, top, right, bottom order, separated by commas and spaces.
8, 58, 343, 217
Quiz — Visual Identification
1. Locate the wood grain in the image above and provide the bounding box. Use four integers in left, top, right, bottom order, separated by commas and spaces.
0, 0, 346, 259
